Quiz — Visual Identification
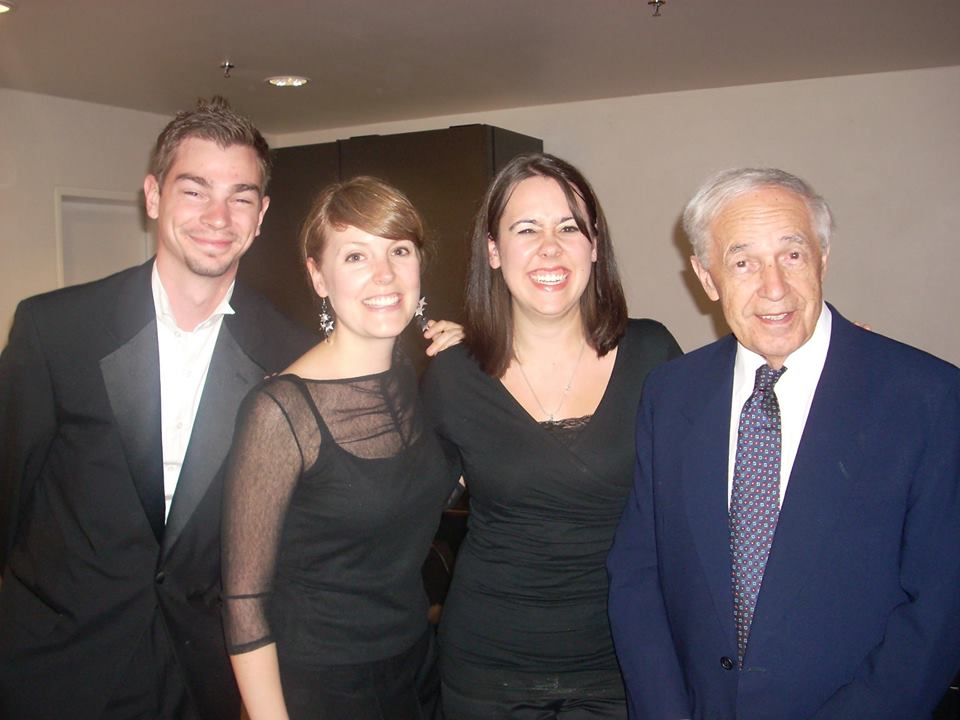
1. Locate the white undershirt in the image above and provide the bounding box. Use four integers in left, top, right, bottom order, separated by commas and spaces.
727, 303, 832, 507
152, 263, 234, 519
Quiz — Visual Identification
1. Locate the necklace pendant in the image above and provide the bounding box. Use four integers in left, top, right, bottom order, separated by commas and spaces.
515, 339, 587, 425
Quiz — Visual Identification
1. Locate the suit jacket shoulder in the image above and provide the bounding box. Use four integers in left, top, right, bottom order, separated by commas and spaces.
226, 281, 318, 373
827, 305, 957, 390
14, 261, 155, 346
642, 332, 735, 406
622, 317, 683, 356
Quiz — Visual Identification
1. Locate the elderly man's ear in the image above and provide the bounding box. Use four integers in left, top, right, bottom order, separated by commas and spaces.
690, 255, 720, 302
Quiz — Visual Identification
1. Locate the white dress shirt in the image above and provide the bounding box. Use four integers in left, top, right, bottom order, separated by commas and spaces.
152, 263, 235, 519
727, 303, 832, 507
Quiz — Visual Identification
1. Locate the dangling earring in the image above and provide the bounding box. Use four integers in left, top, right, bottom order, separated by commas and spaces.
415, 296, 429, 331
319, 297, 335, 336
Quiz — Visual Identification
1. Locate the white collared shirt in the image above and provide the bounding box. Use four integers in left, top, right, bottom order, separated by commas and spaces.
152, 263, 235, 519
727, 303, 832, 507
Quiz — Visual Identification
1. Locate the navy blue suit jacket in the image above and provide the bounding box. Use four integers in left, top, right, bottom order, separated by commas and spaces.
608, 307, 960, 719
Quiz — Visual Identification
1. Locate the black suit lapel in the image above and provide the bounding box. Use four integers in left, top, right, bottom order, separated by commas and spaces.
162, 322, 263, 555
99, 262, 165, 543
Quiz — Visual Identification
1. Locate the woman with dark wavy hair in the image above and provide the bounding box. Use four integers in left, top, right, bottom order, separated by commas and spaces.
422, 153, 682, 718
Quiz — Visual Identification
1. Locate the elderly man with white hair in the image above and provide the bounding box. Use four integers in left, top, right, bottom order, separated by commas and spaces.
608, 167, 960, 719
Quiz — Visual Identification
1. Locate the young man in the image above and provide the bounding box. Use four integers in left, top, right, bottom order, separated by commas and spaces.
0, 97, 316, 719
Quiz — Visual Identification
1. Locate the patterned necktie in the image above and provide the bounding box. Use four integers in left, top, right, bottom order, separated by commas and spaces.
730, 363, 787, 667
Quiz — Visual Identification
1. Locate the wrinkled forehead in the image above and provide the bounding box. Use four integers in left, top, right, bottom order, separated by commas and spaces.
712, 187, 817, 250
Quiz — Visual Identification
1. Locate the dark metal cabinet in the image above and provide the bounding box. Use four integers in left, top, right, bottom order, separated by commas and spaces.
239, 125, 543, 344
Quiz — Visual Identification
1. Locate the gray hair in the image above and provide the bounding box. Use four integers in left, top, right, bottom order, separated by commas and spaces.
682, 168, 834, 266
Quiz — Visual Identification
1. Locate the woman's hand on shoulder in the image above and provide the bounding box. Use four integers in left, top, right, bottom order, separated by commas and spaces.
423, 319, 464, 357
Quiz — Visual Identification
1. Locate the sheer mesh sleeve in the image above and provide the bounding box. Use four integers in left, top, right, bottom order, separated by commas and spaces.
221, 380, 317, 654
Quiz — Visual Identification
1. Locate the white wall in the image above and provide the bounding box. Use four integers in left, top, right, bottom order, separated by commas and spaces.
0, 89, 169, 343
3, 68, 958, 365
275, 66, 960, 365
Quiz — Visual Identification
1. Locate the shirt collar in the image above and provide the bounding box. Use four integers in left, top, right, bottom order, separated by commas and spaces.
734, 302, 832, 387
151, 261, 236, 332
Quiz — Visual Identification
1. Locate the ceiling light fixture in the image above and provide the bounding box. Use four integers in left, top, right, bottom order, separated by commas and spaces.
648, 0, 665, 16
265, 75, 310, 88
0, 1, 16, 14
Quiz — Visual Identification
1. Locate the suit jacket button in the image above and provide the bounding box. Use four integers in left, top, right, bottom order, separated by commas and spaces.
720, 656, 735, 671
155, 571, 166, 584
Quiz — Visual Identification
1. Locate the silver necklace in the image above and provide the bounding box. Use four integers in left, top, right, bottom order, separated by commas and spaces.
515, 340, 587, 422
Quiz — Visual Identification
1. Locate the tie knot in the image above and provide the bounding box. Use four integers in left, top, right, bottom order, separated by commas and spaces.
754, 364, 786, 392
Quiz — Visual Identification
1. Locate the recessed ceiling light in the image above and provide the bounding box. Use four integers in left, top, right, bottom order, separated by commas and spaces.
0, 1, 16, 14
265, 76, 309, 88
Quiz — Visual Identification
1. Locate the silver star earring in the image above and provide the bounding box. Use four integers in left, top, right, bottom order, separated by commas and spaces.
319, 297, 335, 335
415, 296, 428, 331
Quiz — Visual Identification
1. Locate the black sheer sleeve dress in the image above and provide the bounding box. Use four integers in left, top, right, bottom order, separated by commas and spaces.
420, 319, 682, 716
221, 356, 454, 719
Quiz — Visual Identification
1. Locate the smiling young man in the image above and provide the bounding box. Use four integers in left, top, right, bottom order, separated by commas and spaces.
0, 97, 315, 720
607, 168, 960, 719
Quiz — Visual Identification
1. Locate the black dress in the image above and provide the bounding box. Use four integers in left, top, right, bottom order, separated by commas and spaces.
222, 358, 453, 719
420, 320, 681, 714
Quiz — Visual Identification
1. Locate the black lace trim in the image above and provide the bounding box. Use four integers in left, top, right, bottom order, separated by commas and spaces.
539, 414, 592, 442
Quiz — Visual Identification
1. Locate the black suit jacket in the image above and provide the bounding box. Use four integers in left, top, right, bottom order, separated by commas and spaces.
0, 261, 316, 720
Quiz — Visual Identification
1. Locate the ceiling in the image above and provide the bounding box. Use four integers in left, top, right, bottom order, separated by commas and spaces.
1, 0, 958, 135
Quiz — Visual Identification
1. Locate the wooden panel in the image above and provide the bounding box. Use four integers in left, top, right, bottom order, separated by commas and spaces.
239, 142, 340, 330
340, 125, 541, 370
239, 126, 542, 356
340, 126, 490, 325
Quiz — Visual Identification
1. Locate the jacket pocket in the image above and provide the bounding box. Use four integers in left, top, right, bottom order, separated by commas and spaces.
0, 570, 65, 640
